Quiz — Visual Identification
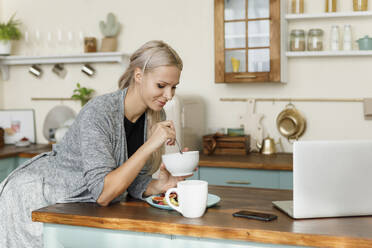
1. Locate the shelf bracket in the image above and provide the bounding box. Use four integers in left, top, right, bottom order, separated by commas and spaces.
0, 64, 9, 81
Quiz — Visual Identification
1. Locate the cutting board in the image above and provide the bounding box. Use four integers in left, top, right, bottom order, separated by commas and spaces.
241, 99, 264, 152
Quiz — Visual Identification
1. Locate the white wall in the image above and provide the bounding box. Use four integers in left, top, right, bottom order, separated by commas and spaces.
1, 0, 372, 151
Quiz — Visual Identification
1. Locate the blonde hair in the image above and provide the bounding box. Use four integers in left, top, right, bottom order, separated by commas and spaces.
118, 40, 183, 175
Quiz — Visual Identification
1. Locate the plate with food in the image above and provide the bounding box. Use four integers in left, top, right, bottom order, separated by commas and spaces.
145, 193, 220, 211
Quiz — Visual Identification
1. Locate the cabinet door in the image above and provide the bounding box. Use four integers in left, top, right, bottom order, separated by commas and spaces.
0, 157, 17, 182
17, 157, 31, 167
200, 167, 280, 189
279, 171, 293, 189
215, 0, 281, 83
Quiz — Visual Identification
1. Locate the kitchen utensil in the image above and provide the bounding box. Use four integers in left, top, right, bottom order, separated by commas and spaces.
162, 151, 199, 176
356, 35, 372, 50
276, 103, 306, 141
231, 57, 240, 72
165, 180, 208, 218
175, 139, 183, 154
242, 99, 264, 152
256, 136, 279, 155
42, 105, 76, 142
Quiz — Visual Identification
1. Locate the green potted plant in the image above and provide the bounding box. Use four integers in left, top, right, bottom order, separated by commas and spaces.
0, 14, 21, 55
71, 83, 95, 106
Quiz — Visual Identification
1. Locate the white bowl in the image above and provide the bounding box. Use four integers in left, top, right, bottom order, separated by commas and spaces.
162, 151, 199, 176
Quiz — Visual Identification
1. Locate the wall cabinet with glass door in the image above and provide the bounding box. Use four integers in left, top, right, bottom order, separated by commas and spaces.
215, 0, 286, 83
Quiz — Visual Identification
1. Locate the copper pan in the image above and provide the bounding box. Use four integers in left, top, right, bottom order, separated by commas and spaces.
276, 103, 306, 141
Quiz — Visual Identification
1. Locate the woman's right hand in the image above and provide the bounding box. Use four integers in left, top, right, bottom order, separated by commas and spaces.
147, 120, 176, 151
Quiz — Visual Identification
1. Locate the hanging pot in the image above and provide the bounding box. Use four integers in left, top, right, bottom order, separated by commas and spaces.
276, 103, 306, 141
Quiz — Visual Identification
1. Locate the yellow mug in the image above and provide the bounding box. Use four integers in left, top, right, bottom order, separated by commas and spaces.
231, 57, 240, 72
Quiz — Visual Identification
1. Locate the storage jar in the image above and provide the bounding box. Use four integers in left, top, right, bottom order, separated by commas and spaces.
290, 0, 304, 14
289, 29, 306, 51
307, 29, 324, 51
325, 0, 337, 12
353, 0, 368, 11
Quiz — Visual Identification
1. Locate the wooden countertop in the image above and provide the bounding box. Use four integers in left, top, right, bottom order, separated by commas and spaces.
32, 186, 372, 248
0, 144, 52, 159
199, 153, 293, 171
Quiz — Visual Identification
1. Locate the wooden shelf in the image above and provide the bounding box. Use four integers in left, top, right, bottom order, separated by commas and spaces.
285, 11, 372, 20
286, 50, 372, 57
0, 52, 128, 80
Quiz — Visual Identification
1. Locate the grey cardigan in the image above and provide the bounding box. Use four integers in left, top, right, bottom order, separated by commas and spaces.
53, 87, 154, 202
1, 88, 155, 203
0, 88, 158, 247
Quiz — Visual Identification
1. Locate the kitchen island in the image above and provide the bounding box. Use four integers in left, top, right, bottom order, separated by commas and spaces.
32, 186, 372, 248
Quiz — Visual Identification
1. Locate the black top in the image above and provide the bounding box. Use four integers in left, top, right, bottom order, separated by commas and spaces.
124, 113, 145, 158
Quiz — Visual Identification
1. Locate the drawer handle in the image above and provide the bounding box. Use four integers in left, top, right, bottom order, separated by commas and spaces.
234, 75, 257, 79
225, 180, 251, 185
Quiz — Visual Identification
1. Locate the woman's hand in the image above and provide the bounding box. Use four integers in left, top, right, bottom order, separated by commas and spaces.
147, 147, 198, 195
146, 120, 176, 151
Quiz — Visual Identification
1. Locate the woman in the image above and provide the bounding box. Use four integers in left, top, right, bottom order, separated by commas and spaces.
0, 40, 188, 247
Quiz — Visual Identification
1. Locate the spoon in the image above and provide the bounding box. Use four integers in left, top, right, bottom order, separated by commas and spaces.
175, 139, 183, 154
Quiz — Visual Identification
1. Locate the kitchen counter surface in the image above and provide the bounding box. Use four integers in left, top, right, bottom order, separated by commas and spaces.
32, 186, 372, 248
0, 144, 52, 159
199, 153, 292, 171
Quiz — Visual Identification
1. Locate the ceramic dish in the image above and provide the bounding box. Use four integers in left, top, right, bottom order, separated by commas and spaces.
145, 193, 220, 211
15, 140, 31, 147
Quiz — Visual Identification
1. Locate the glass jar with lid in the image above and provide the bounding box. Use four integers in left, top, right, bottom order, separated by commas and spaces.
290, 0, 305, 14
289, 29, 305, 51
307, 29, 324, 51
353, 0, 368, 11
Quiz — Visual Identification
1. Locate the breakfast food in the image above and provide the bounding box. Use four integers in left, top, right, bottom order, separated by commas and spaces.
152, 193, 178, 206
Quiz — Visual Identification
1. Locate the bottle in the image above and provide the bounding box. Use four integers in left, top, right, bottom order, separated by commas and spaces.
325, 0, 337, 12
331, 25, 340, 51
343, 24, 352, 51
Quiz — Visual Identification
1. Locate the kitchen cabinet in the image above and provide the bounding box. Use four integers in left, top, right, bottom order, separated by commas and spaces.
199, 167, 292, 189
214, 0, 287, 83
198, 153, 293, 189
17, 157, 30, 166
0, 157, 17, 182
0, 144, 51, 182
0, 157, 31, 182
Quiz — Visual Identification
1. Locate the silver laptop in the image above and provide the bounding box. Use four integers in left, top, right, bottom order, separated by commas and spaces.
273, 140, 372, 219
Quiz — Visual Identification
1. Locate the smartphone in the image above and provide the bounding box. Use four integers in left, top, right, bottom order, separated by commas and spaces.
232, 210, 277, 221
